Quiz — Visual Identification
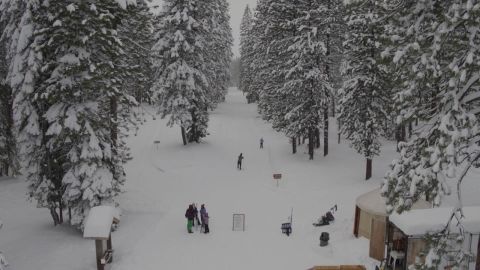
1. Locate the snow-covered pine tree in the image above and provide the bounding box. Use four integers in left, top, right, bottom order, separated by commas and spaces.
120, 0, 155, 104
152, 0, 213, 145
239, 5, 254, 100
0, 0, 23, 177
320, 0, 345, 156
382, 1, 480, 268
201, 0, 232, 107
4, 0, 51, 219
249, 0, 274, 116
242, 3, 265, 104
5, 0, 137, 227
217, 0, 233, 103
253, 0, 298, 139
280, 0, 332, 160
338, 0, 391, 180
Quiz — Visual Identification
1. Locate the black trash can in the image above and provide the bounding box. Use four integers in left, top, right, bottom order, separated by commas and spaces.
320, 232, 329, 246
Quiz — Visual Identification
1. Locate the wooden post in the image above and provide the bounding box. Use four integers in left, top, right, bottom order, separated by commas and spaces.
95, 240, 105, 270
353, 206, 360, 237
107, 234, 113, 263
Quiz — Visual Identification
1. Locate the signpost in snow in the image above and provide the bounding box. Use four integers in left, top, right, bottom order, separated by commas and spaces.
273, 173, 282, 187
232, 214, 245, 231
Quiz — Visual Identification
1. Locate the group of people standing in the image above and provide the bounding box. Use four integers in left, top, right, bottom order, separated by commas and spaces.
185, 203, 209, 234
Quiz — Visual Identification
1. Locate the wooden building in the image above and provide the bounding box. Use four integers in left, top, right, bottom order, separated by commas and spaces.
388, 206, 480, 270
353, 188, 430, 261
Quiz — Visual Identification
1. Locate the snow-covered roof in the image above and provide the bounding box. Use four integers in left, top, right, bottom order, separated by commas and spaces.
83, 206, 120, 240
390, 206, 480, 236
356, 188, 430, 216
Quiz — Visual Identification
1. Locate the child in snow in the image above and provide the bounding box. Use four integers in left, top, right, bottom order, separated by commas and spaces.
185, 204, 195, 233
200, 204, 210, 233
237, 153, 244, 170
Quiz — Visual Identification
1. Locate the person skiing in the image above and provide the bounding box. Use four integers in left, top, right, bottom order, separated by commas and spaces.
185, 204, 195, 233
200, 204, 210, 233
260, 137, 264, 149
237, 153, 244, 170
192, 203, 201, 227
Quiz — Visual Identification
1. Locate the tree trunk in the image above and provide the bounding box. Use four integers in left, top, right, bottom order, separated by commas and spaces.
396, 124, 406, 152
315, 128, 320, 149
58, 199, 63, 224
308, 128, 314, 160
366, 158, 372, 180
107, 234, 113, 263
68, 207, 72, 224
292, 137, 297, 154
50, 207, 60, 226
189, 110, 199, 143
324, 108, 329, 156
408, 121, 413, 138
298, 136, 301, 145
110, 96, 118, 150
181, 126, 187, 145
337, 119, 341, 144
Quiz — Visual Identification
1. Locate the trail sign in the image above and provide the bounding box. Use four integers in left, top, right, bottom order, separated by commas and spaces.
232, 214, 245, 231
273, 173, 282, 187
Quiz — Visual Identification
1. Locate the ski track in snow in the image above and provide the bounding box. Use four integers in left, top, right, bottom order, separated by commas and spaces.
1, 88, 480, 270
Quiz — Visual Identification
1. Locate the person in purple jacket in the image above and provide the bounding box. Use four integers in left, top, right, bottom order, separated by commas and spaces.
200, 204, 210, 233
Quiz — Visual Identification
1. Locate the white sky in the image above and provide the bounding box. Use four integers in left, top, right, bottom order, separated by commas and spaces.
149, 0, 258, 57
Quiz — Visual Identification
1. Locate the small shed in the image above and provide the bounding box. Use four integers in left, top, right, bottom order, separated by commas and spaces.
388, 206, 480, 270
353, 188, 430, 260
83, 206, 120, 270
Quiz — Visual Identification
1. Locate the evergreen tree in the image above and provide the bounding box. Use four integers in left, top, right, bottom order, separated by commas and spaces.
239, 5, 254, 100
152, 0, 229, 144
249, 0, 275, 116
5, 0, 137, 227
120, 0, 155, 104
202, 0, 232, 107
382, 1, 480, 268
281, 0, 332, 160
338, 0, 390, 180
253, 0, 297, 137
0, 0, 23, 177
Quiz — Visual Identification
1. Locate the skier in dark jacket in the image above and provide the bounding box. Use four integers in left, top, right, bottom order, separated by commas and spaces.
185, 204, 195, 233
200, 204, 210, 233
237, 153, 244, 170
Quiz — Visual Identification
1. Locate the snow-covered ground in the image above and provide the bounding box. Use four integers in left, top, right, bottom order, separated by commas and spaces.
1, 88, 479, 270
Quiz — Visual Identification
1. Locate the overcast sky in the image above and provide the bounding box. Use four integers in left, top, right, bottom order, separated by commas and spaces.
149, 0, 258, 57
